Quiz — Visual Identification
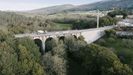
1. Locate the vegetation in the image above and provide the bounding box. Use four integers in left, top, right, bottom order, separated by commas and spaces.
108, 10, 128, 19
0, 10, 118, 34
43, 40, 67, 75
99, 16, 117, 26
0, 30, 45, 75
0, 11, 76, 34
1, 28, 133, 75
42, 35, 133, 75
96, 29, 133, 71
0, 9, 132, 75
29, 0, 133, 13
53, 15, 117, 29
79, 44, 132, 75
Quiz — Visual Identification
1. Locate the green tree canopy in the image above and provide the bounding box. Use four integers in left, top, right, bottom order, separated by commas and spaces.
79, 44, 132, 75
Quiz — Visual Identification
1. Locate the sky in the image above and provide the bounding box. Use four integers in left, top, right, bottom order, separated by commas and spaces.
0, 0, 103, 11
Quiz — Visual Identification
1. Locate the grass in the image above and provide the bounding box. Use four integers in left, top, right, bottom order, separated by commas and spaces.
0, 25, 8, 32
53, 23, 73, 30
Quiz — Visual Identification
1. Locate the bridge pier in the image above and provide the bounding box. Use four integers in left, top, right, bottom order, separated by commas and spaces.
42, 40, 46, 54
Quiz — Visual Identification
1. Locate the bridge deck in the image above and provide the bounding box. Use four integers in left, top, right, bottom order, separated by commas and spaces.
15, 26, 115, 38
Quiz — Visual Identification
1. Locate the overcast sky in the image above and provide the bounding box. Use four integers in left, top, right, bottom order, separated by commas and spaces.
0, 0, 103, 11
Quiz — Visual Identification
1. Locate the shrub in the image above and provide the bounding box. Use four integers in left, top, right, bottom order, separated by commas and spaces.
97, 39, 106, 46
108, 37, 116, 43
105, 29, 116, 38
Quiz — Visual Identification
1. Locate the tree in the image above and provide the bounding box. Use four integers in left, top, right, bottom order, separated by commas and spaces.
72, 19, 97, 29
100, 16, 117, 27
79, 44, 133, 75
108, 10, 128, 19
17, 45, 33, 75
15, 38, 45, 75
45, 38, 58, 52
0, 42, 17, 75
43, 41, 67, 75
15, 38, 41, 62
0, 30, 13, 42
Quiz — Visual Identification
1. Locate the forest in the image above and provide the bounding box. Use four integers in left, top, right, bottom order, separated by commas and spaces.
1, 27, 133, 75
0, 10, 133, 75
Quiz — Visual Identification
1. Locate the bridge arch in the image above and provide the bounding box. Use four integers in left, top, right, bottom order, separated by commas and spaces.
59, 36, 65, 41
34, 39, 44, 55
45, 37, 55, 52
73, 35, 78, 39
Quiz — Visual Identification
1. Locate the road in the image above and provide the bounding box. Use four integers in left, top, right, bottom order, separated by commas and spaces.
15, 26, 115, 38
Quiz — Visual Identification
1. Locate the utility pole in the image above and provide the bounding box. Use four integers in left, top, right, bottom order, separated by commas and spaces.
97, 9, 100, 28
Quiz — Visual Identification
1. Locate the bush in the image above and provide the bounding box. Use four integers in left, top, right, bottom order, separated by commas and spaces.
105, 29, 116, 38
45, 38, 58, 52
78, 35, 85, 41
121, 39, 133, 48
108, 37, 116, 43
117, 49, 133, 70
97, 38, 106, 46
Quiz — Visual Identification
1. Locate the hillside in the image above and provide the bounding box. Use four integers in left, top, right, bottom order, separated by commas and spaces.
28, 4, 75, 14
27, 0, 133, 14
69, 0, 133, 11
0, 11, 29, 27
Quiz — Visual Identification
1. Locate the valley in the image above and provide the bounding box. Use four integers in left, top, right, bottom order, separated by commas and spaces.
0, 0, 133, 75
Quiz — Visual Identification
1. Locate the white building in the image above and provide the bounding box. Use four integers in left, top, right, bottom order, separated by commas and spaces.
116, 15, 123, 18
128, 15, 133, 19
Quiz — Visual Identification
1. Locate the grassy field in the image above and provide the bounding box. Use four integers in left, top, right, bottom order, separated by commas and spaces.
0, 25, 8, 32
53, 23, 73, 30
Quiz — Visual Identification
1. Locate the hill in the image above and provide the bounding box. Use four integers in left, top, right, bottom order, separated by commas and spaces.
69, 0, 133, 11
28, 4, 75, 14
27, 0, 133, 14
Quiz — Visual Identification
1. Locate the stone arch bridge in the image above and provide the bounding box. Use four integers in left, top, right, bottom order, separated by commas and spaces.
15, 26, 115, 53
